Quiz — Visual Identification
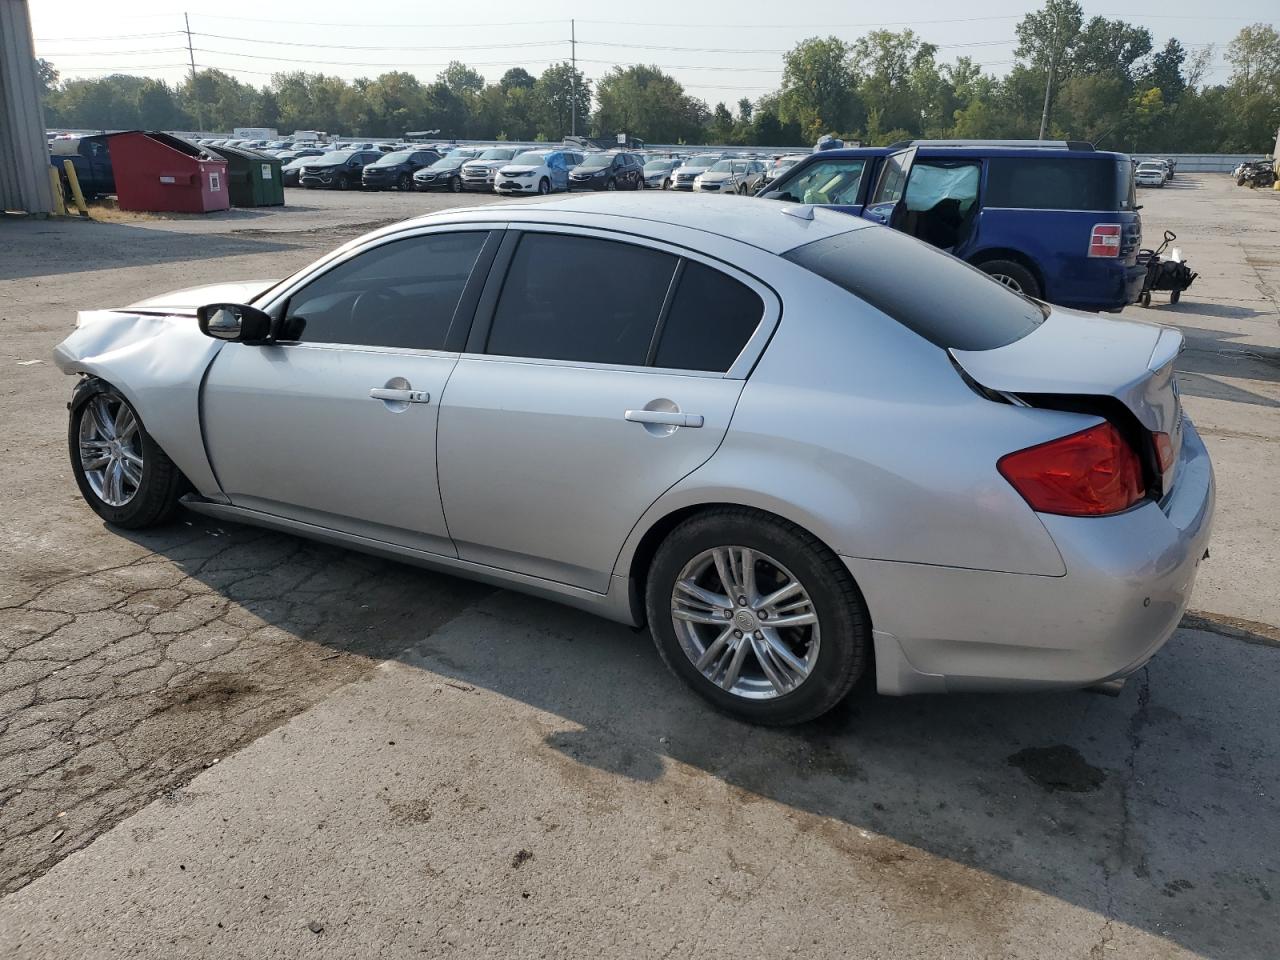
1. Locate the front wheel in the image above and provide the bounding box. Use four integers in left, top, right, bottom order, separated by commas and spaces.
538, 177, 550, 195
606, 178, 617, 191
336, 175, 349, 191
645, 507, 870, 725
398, 173, 412, 191
977, 259, 1041, 300
69, 381, 184, 529
1170, 289, 1181, 305
450, 175, 462, 193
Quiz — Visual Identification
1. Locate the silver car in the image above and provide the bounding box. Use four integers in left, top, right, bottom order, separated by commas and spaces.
53, 195, 1214, 725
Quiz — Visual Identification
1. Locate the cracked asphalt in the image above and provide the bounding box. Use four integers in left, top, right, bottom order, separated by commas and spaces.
1, 180, 1278, 958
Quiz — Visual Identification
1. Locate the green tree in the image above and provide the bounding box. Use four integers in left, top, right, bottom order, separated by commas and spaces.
1144, 38, 1187, 103
136, 79, 184, 130
438, 61, 485, 97
531, 62, 590, 139
592, 65, 708, 142
779, 36, 859, 142
499, 67, 535, 92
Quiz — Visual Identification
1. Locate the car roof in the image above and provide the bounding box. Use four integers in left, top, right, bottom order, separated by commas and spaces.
804, 145, 1126, 161
385, 193, 871, 256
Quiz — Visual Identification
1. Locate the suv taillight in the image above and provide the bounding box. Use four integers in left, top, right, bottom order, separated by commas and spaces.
998, 422, 1144, 517
1089, 223, 1122, 258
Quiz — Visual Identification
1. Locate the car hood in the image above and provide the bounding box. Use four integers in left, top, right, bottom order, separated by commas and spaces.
698, 171, 734, 182
464, 160, 508, 170
499, 164, 543, 174
418, 164, 461, 175
125, 280, 280, 315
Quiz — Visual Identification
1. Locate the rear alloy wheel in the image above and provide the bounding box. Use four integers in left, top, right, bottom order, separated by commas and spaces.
69, 381, 184, 529
646, 507, 869, 725
978, 259, 1041, 300
538, 177, 550, 195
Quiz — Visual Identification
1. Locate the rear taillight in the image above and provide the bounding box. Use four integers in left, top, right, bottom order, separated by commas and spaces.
998, 422, 1145, 517
1088, 223, 1122, 258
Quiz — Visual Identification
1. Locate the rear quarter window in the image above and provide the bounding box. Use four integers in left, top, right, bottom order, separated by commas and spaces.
784, 227, 1045, 351
985, 157, 1129, 212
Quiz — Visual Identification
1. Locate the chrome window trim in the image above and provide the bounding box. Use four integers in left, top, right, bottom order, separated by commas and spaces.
479, 220, 782, 381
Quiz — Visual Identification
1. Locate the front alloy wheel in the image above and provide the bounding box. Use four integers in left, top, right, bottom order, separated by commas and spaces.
671, 546, 820, 699
69, 380, 185, 528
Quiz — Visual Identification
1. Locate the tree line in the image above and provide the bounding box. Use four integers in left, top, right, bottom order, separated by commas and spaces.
37, 2, 1280, 152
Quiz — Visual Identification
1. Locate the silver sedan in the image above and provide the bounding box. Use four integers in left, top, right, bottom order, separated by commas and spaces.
53, 195, 1214, 725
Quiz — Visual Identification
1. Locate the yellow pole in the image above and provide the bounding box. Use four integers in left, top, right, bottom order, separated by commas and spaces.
48, 167, 68, 216
61, 160, 89, 216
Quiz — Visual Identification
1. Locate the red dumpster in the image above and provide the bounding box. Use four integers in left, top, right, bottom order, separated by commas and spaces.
107, 131, 230, 213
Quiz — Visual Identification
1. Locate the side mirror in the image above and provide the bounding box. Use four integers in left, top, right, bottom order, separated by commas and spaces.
197, 303, 273, 343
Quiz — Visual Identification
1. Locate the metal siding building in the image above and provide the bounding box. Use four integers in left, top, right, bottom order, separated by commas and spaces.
0, 0, 54, 214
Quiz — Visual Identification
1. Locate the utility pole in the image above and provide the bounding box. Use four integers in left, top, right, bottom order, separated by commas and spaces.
570, 19, 577, 138
1037, 23, 1056, 141
184, 12, 203, 132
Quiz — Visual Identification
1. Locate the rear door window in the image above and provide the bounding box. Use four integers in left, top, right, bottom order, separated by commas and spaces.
486, 233, 677, 366
785, 228, 1045, 351
653, 262, 764, 372
985, 157, 1127, 211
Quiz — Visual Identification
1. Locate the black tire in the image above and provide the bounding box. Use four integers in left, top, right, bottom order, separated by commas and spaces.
1140, 290, 1152, 307
606, 178, 617, 191
336, 175, 349, 191
645, 507, 870, 726
398, 173, 411, 191
1170, 289, 1181, 305
977, 259, 1042, 299
450, 175, 462, 193
68, 379, 184, 529
538, 177, 550, 195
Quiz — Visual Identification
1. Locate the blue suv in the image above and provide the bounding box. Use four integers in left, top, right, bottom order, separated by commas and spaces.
759, 141, 1144, 312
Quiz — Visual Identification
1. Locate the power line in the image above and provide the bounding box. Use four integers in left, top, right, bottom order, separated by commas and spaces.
190, 32, 566, 52
191, 48, 566, 69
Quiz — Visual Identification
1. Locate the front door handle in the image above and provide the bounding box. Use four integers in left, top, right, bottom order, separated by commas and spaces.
369, 387, 430, 403
624, 409, 704, 428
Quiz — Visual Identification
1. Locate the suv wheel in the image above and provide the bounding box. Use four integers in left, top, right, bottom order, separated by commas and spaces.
336, 174, 349, 191
397, 173, 411, 190
606, 178, 617, 191
69, 380, 185, 529
645, 507, 870, 725
978, 260, 1041, 299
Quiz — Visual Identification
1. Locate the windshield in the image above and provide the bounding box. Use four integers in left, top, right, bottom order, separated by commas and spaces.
431, 156, 463, 169
477, 148, 515, 160
709, 160, 748, 174
317, 150, 355, 163
644, 160, 673, 172
1137, 163, 1162, 171
377, 151, 414, 164
579, 154, 612, 169
687, 156, 719, 170
512, 151, 547, 165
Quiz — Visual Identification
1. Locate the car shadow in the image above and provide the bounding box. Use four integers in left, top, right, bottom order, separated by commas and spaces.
116, 512, 1280, 960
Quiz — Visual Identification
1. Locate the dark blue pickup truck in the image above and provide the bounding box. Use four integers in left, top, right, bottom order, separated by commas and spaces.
49, 135, 115, 199
759, 141, 1145, 313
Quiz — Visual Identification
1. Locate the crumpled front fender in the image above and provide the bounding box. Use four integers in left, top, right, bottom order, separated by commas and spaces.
54, 311, 225, 499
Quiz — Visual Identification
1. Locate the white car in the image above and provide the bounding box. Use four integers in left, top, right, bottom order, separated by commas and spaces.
1135, 162, 1166, 188
695, 159, 766, 195
495, 150, 574, 195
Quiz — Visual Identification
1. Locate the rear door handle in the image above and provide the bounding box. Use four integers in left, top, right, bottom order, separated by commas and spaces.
624, 409, 704, 428
369, 388, 430, 403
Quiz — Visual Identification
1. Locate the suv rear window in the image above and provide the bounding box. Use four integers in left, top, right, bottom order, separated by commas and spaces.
784, 227, 1045, 351
985, 157, 1132, 212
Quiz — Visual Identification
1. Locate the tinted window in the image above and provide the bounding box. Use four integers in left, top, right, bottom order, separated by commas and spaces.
487, 233, 677, 365
284, 232, 488, 350
654, 263, 764, 372
784, 228, 1045, 351
985, 157, 1126, 212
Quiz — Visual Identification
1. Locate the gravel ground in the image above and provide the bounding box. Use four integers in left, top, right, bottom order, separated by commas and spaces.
0, 176, 1277, 959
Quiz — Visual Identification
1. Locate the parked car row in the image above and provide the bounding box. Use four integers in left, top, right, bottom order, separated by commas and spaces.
1134, 157, 1175, 187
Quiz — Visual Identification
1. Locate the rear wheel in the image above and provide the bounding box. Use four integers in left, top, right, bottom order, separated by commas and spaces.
977, 259, 1041, 299
69, 381, 184, 529
645, 507, 870, 726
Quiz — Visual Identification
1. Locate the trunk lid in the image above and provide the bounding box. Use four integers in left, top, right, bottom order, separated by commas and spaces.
950, 309, 1185, 496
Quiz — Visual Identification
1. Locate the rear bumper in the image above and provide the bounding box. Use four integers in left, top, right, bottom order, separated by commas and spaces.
1054, 259, 1146, 312
847, 420, 1214, 695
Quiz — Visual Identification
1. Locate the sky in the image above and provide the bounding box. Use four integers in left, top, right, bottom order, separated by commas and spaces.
27, 0, 1277, 112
